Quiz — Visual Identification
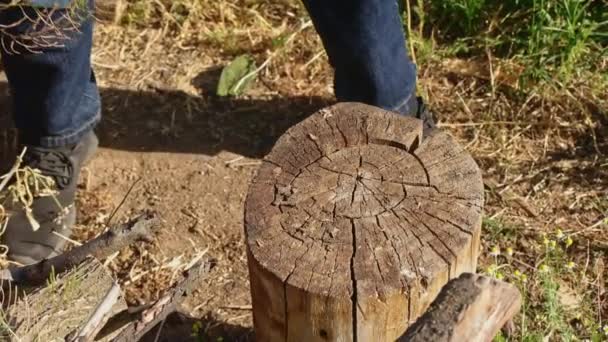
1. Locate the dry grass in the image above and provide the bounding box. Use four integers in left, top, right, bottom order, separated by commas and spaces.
0, 148, 68, 269
0, 151, 69, 339
0, 0, 92, 54
0, 258, 122, 341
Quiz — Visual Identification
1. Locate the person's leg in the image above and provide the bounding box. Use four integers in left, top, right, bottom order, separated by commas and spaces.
0, 0, 100, 264
0, 0, 100, 146
301, 0, 418, 116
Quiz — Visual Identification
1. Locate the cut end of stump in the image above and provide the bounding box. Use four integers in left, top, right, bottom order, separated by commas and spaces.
245, 103, 484, 341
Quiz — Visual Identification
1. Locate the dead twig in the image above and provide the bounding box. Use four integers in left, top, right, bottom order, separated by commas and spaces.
107, 177, 142, 226
110, 260, 214, 342
221, 304, 252, 311
0, 148, 26, 194
484, 179, 538, 218
1, 212, 160, 285
71, 282, 122, 342
570, 216, 607, 237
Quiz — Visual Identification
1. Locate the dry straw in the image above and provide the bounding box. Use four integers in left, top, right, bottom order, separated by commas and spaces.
0, 0, 91, 54
0, 148, 65, 268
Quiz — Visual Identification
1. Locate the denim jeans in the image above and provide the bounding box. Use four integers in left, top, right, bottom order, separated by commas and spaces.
302, 0, 417, 115
1, 0, 416, 148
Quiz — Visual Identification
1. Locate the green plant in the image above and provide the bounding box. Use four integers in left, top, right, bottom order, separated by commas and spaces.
519, 0, 607, 84
121, 0, 154, 26
191, 321, 225, 342
537, 267, 575, 339
482, 217, 517, 243
483, 227, 606, 340
431, 0, 488, 36
407, 0, 607, 88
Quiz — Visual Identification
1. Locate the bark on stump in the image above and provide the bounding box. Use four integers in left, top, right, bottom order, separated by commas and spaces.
399, 273, 522, 342
245, 102, 484, 341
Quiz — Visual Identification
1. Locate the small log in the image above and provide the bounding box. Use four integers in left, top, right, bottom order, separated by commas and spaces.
1, 212, 159, 286
244, 103, 484, 341
102, 259, 213, 342
399, 273, 522, 342
3, 258, 128, 341
71, 282, 122, 341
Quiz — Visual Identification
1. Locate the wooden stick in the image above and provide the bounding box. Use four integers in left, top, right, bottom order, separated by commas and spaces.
399, 273, 521, 342
1, 212, 159, 285
71, 282, 122, 341
110, 260, 213, 342
484, 179, 538, 217
0, 148, 26, 194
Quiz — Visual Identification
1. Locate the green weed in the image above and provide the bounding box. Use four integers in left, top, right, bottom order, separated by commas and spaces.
191, 320, 226, 342
483, 226, 606, 341
482, 217, 518, 243
429, 0, 488, 37
407, 0, 607, 88
121, 0, 154, 27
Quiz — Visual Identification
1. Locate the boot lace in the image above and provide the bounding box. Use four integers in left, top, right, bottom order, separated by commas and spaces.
22, 148, 73, 190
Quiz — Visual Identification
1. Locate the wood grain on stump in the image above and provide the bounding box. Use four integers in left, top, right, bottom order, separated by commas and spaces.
245, 103, 484, 341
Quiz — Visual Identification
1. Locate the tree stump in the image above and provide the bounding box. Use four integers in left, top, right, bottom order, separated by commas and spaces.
244, 103, 484, 341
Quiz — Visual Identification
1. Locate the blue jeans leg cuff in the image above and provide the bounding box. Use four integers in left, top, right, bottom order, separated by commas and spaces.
38, 109, 100, 148
390, 92, 418, 117
37, 83, 101, 148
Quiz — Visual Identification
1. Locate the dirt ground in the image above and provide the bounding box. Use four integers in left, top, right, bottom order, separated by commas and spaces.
77, 92, 328, 340
0, 13, 606, 341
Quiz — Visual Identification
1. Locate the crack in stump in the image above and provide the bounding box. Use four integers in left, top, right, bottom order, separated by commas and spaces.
349, 218, 358, 342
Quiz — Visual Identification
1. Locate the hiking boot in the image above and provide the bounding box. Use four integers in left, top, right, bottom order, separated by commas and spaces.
2, 131, 98, 265
412, 96, 437, 137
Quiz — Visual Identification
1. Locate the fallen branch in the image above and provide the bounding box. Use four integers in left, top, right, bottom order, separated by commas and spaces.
1, 212, 160, 285
399, 273, 521, 342
108, 259, 213, 342
71, 282, 123, 342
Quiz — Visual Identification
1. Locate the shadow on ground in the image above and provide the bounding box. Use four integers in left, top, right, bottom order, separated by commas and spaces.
97, 88, 328, 158
138, 312, 253, 342
541, 98, 607, 189
0, 69, 331, 159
